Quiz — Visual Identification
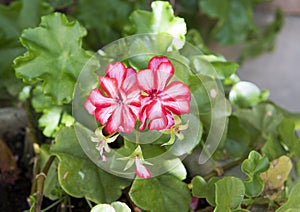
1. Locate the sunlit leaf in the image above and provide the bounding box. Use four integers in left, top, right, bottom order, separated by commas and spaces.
91, 202, 131, 212
129, 1, 186, 41
14, 12, 92, 104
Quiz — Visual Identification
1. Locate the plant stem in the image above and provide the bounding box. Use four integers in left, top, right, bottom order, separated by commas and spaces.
203, 157, 246, 180
34, 155, 56, 212
124, 186, 142, 212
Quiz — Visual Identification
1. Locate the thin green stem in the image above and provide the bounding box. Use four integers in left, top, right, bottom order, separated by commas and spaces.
41, 197, 65, 212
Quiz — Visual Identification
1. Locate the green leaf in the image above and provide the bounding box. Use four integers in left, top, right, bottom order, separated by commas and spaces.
241, 151, 269, 197
50, 126, 131, 203
211, 61, 239, 80
261, 136, 286, 161
224, 116, 251, 159
74, 0, 144, 46
0, 0, 52, 97
31, 85, 74, 137
278, 118, 300, 157
192, 176, 218, 206
239, 8, 283, 63
39, 144, 64, 200
129, 1, 187, 41
199, 0, 254, 44
129, 175, 191, 212
91, 202, 131, 212
215, 177, 245, 211
46, 0, 74, 9
277, 180, 300, 211
234, 103, 283, 138
14, 12, 92, 104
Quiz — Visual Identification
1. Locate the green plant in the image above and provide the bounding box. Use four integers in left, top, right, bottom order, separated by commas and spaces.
0, 1, 299, 211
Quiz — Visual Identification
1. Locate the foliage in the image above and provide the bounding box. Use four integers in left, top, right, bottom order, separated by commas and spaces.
0, 0, 299, 212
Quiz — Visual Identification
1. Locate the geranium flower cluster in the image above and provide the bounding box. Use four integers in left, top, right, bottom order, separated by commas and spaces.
85, 56, 191, 178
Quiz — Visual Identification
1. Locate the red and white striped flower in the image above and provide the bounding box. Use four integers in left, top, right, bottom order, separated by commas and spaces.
137, 56, 191, 131
85, 63, 140, 134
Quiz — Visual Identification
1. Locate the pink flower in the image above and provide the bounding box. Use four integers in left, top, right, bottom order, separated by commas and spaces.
119, 146, 152, 179
85, 63, 140, 134
91, 127, 119, 161
137, 56, 191, 131
135, 156, 152, 179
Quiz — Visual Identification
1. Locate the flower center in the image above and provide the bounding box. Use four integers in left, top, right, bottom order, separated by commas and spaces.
150, 89, 159, 99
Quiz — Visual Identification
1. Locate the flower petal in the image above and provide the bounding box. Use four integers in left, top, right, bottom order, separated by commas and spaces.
89, 88, 115, 107
94, 105, 116, 126
163, 99, 191, 115
135, 157, 151, 179
99, 76, 119, 98
156, 62, 174, 91
148, 56, 170, 70
160, 81, 191, 114
122, 67, 138, 93
165, 112, 175, 129
160, 81, 191, 100
148, 117, 168, 131
106, 62, 126, 87
84, 97, 96, 114
105, 106, 122, 134
119, 105, 136, 133
145, 100, 169, 130
105, 104, 136, 134
137, 69, 155, 93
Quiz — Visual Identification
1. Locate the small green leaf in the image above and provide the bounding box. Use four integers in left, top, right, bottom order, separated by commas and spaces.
241, 151, 269, 197
129, 1, 186, 41
129, 175, 191, 212
192, 176, 218, 206
14, 12, 92, 104
215, 177, 245, 211
277, 180, 300, 211
50, 126, 131, 203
